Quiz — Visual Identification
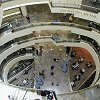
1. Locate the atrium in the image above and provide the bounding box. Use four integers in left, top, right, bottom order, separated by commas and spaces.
0, 0, 100, 100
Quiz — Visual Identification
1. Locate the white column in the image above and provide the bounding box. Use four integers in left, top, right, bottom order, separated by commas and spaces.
20, 6, 28, 17
0, 6, 3, 26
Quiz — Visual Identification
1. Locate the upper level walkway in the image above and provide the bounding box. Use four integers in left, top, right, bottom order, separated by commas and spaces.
49, 2, 100, 24
0, 22, 100, 47
0, 0, 100, 26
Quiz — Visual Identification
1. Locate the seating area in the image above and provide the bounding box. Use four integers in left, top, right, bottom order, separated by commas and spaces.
69, 47, 96, 91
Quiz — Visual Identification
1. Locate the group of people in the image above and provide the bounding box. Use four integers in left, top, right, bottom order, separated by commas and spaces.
72, 56, 84, 70
71, 75, 81, 88
70, 51, 94, 89
35, 71, 45, 89
32, 46, 43, 56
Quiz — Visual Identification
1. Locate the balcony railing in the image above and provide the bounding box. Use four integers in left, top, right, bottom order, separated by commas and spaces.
8, 62, 33, 81
50, 2, 100, 13
0, 34, 99, 61
0, 36, 99, 74
12, 22, 92, 32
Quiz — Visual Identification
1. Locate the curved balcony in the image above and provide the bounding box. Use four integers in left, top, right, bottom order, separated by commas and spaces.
0, 34, 99, 65
0, 33, 99, 76
0, 22, 100, 47
1, 0, 48, 10
0, 2, 100, 27
0, 36, 99, 92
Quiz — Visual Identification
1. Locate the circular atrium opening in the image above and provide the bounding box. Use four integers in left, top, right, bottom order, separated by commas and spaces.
6, 42, 96, 93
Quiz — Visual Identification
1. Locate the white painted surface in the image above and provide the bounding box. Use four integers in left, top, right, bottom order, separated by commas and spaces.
20, 6, 27, 17
49, 5, 100, 23
51, 0, 82, 8
1, 0, 49, 11
0, 82, 42, 100
0, 7, 3, 27
51, 0, 82, 4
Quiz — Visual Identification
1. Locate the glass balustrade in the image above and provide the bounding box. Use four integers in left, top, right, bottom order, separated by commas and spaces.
12, 22, 92, 32
50, 2, 100, 13
8, 60, 33, 79
1, 20, 100, 38
0, 49, 33, 77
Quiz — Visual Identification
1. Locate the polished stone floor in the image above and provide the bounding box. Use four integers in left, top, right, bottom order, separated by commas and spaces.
9, 42, 71, 94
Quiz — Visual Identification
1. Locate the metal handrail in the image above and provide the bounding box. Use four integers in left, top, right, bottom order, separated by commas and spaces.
12, 22, 92, 32
50, 2, 100, 13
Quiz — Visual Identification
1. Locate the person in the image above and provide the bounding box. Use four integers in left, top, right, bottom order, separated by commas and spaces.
24, 70, 28, 75
63, 13, 67, 19
74, 75, 81, 81
26, 15, 30, 23
51, 66, 54, 70
68, 15, 74, 23
56, 82, 59, 86
53, 58, 56, 62
36, 49, 39, 55
70, 81, 76, 87
51, 72, 54, 76
70, 51, 76, 57
87, 62, 92, 68
78, 56, 84, 63
53, 58, 59, 62
51, 82, 54, 86
8, 95, 14, 100
22, 79, 29, 85
32, 47, 35, 50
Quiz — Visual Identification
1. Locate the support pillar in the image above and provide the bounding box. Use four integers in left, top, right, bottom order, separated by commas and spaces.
20, 6, 28, 17
0, 6, 3, 26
